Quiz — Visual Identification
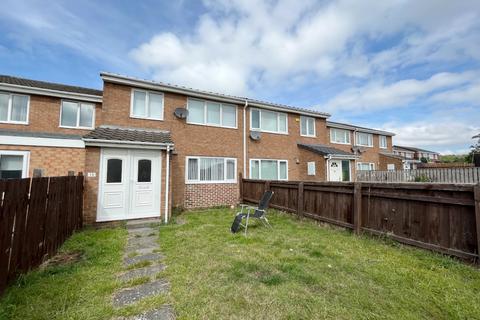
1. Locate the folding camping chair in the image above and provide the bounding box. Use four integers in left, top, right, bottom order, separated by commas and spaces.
231, 190, 274, 235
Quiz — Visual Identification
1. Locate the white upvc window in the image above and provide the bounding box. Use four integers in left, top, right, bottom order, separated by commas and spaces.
0, 150, 29, 179
379, 135, 387, 149
249, 159, 288, 180
250, 108, 288, 134
330, 128, 351, 144
300, 116, 315, 137
356, 132, 373, 147
187, 98, 237, 128
131, 89, 164, 120
357, 162, 375, 171
60, 100, 95, 129
0, 92, 29, 124
186, 156, 237, 183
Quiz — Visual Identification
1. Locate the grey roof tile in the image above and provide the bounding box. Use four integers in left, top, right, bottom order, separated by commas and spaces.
0, 129, 82, 140
298, 143, 354, 156
83, 126, 173, 145
0, 75, 102, 96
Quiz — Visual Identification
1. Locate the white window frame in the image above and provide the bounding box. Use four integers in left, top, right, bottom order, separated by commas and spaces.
249, 159, 288, 180
300, 116, 316, 137
0, 92, 30, 125
0, 150, 30, 178
357, 162, 375, 171
330, 128, 351, 145
379, 135, 387, 149
250, 108, 288, 135
355, 132, 373, 147
130, 89, 164, 121
59, 100, 96, 129
185, 156, 237, 184
186, 98, 237, 129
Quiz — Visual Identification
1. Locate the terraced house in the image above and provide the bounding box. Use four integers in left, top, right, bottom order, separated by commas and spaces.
0, 73, 396, 224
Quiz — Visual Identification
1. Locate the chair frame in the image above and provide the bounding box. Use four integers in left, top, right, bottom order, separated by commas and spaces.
236, 203, 273, 236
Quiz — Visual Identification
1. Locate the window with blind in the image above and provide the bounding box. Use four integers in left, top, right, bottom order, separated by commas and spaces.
60, 100, 95, 128
131, 89, 164, 120
186, 157, 237, 183
357, 162, 375, 171
356, 132, 373, 147
330, 128, 350, 144
300, 116, 315, 137
250, 108, 287, 134
249, 159, 288, 180
187, 98, 237, 128
0, 92, 29, 124
379, 135, 387, 149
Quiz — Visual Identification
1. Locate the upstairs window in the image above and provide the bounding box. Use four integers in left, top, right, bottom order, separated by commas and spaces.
330, 128, 350, 144
0, 92, 29, 124
187, 98, 237, 128
131, 89, 164, 120
250, 159, 288, 180
250, 108, 287, 134
379, 135, 387, 149
300, 116, 315, 137
60, 101, 95, 129
186, 157, 237, 183
356, 132, 373, 147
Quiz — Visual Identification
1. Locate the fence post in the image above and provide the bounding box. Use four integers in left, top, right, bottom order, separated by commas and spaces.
265, 180, 270, 192
353, 182, 362, 235
297, 182, 304, 218
474, 184, 480, 261
238, 172, 243, 203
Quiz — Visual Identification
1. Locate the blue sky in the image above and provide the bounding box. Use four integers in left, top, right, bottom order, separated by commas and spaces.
1, 0, 479, 154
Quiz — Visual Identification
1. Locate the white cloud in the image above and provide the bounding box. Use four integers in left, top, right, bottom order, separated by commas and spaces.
322, 71, 479, 113
386, 120, 479, 154
130, 0, 480, 94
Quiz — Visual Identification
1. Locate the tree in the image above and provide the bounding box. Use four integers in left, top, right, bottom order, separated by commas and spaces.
420, 157, 428, 163
466, 133, 480, 163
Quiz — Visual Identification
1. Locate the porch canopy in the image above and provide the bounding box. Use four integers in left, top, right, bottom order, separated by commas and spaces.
83, 125, 174, 149
297, 143, 358, 159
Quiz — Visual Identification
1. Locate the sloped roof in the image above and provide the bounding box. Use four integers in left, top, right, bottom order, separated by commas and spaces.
0, 75, 102, 96
394, 145, 439, 154
101, 72, 330, 118
326, 121, 395, 136
297, 143, 355, 157
0, 129, 82, 140
83, 126, 173, 145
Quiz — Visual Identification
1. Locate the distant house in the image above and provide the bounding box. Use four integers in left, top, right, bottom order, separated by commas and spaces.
393, 145, 440, 169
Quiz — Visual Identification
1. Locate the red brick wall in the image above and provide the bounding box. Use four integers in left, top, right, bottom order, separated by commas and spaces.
0, 145, 85, 177
184, 183, 239, 209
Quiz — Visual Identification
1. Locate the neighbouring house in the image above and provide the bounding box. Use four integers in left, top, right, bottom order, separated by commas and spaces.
393, 145, 440, 169
0, 73, 395, 224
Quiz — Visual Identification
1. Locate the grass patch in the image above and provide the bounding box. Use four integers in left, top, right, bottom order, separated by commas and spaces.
125, 260, 152, 270
160, 208, 480, 319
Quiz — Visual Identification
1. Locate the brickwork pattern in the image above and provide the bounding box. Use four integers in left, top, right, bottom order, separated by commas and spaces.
184, 183, 239, 209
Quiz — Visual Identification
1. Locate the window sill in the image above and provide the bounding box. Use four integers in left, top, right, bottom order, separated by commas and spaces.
0, 120, 29, 125
130, 115, 164, 121
59, 125, 94, 130
330, 141, 351, 145
185, 180, 238, 185
301, 134, 316, 138
356, 144, 373, 148
186, 121, 238, 130
250, 129, 288, 135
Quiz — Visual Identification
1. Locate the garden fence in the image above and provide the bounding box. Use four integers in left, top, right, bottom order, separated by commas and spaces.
240, 177, 480, 262
0, 174, 84, 295
357, 167, 480, 183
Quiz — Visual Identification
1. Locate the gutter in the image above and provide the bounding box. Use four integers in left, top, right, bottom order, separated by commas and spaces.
83, 138, 174, 149
243, 100, 248, 178
100, 73, 330, 119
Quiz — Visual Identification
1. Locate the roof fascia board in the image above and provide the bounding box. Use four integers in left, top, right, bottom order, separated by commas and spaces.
83, 138, 174, 149
0, 83, 102, 103
0, 135, 85, 148
327, 122, 395, 136
101, 73, 329, 118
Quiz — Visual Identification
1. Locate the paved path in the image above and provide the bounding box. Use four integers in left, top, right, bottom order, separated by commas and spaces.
112, 219, 175, 320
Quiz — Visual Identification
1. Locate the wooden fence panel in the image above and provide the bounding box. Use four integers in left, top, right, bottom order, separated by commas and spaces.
241, 179, 480, 262
358, 167, 480, 183
0, 174, 84, 295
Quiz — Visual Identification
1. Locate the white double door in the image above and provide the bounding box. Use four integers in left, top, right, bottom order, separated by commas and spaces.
97, 148, 161, 222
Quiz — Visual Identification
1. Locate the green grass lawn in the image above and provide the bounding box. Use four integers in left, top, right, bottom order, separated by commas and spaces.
160, 208, 480, 320
0, 227, 169, 320
1, 209, 479, 320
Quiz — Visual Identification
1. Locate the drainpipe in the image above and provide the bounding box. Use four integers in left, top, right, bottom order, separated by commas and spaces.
326, 155, 332, 181
164, 146, 170, 224
243, 100, 248, 178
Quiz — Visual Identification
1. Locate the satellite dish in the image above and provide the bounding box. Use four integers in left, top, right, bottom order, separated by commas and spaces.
250, 131, 261, 141
352, 146, 364, 154
174, 107, 189, 119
